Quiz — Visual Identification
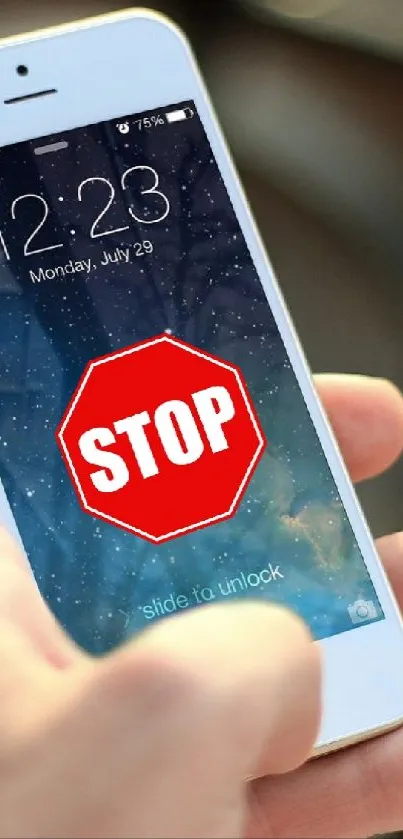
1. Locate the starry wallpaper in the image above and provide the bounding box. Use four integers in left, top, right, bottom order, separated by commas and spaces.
0, 101, 382, 654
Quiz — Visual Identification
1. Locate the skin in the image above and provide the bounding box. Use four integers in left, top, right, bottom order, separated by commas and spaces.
0, 374, 402, 838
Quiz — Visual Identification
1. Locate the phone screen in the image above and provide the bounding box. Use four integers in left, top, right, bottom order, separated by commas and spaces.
0, 100, 383, 653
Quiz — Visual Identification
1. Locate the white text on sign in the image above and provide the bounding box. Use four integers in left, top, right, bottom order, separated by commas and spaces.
78, 385, 235, 492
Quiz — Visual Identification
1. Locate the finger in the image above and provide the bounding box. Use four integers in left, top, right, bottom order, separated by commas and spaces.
247, 533, 403, 839
248, 724, 403, 839
108, 602, 321, 778
26, 604, 320, 839
248, 720, 403, 839
315, 374, 403, 482
0, 528, 77, 668
377, 532, 403, 607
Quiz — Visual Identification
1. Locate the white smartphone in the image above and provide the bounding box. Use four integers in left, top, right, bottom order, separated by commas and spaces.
0, 9, 402, 757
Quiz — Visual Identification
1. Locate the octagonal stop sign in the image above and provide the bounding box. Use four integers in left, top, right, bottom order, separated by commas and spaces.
56, 334, 266, 543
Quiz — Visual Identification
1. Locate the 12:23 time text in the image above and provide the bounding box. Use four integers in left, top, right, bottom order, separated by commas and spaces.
0, 165, 170, 262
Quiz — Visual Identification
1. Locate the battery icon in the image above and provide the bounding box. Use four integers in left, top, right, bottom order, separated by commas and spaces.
165, 107, 194, 123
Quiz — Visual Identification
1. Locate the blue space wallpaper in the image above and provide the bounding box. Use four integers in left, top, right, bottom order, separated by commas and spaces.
0, 100, 382, 653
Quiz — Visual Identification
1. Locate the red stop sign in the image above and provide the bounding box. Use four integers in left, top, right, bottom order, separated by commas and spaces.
56, 334, 266, 544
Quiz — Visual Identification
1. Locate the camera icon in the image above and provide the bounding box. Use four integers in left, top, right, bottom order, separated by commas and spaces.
347, 599, 378, 624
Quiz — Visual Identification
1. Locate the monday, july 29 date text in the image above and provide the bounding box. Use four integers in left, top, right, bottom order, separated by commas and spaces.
28, 241, 154, 284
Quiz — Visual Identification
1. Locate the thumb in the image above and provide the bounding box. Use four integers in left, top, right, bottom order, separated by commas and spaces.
10, 602, 321, 839
76, 601, 321, 838
133, 601, 322, 780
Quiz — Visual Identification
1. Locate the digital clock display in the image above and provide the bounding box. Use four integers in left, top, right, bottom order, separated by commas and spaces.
0, 99, 383, 653
0, 165, 168, 263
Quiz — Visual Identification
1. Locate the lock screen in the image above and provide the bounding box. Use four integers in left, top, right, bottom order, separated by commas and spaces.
0, 100, 383, 653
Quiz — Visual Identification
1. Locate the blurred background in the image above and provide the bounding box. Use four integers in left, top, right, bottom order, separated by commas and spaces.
1, 0, 402, 539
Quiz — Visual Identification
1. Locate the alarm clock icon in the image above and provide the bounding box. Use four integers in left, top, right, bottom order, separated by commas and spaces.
117, 122, 130, 135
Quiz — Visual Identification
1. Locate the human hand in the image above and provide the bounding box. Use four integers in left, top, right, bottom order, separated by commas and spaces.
0, 538, 320, 837
247, 374, 403, 838
0, 374, 402, 838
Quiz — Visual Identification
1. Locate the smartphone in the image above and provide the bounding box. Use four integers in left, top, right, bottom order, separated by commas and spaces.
0, 9, 402, 757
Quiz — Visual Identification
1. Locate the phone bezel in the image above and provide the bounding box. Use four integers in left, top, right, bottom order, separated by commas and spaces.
0, 9, 402, 751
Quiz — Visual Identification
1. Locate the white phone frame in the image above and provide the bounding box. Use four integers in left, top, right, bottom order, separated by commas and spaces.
0, 8, 402, 753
